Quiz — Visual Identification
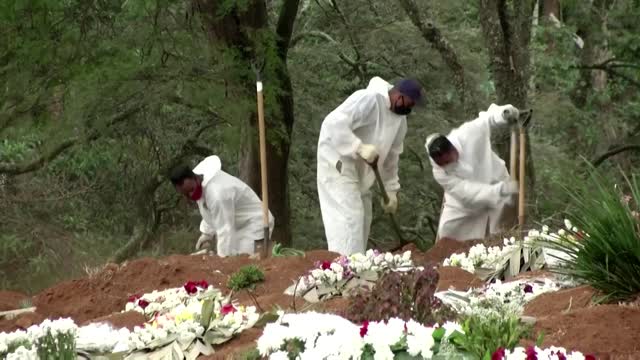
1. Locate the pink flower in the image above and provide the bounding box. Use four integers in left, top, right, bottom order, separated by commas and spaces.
184, 281, 198, 295
523, 284, 533, 293
221, 303, 237, 315
128, 294, 141, 303
525, 346, 538, 360
359, 321, 369, 337
138, 299, 150, 309
491, 348, 506, 360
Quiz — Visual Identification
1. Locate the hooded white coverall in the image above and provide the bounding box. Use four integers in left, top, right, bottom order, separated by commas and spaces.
317, 77, 407, 255
427, 104, 513, 241
193, 155, 274, 257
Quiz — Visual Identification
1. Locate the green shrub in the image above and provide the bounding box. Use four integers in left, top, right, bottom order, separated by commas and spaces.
456, 312, 532, 359
227, 265, 265, 292
540, 165, 640, 301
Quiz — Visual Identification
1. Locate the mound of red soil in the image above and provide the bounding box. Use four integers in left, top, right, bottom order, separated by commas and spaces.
0, 291, 30, 311
530, 305, 640, 359
0, 250, 339, 333
436, 266, 484, 291
524, 285, 598, 318
84, 311, 147, 330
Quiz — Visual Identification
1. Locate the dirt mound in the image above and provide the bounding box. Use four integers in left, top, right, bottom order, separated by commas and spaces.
436, 266, 484, 291
524, 285, 598, 318
0, 291, 30, 311
0, 250, 339, 334
530, 305, 640, 358
407, 238, 486, 266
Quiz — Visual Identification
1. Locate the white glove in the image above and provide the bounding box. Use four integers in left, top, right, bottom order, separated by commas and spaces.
382, 191, 398, 214
196, 233, 214, 251
502, 105, 520, 125
500, 180, 519, 196
356, 143, 378, 164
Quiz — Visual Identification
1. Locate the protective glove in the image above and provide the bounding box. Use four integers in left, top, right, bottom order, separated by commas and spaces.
356, 143, 379, 164
196, 233, 215, 251
502, 105, 520, 125
381, 191, 398, 214
500, 180, 519, 196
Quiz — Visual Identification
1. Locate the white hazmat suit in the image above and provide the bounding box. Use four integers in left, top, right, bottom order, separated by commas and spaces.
426, 104, 517, 241
317, 77, 407, 255
193, 155, 274, 257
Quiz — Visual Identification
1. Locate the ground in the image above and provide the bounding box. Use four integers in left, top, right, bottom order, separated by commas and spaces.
0, 239, 639, 359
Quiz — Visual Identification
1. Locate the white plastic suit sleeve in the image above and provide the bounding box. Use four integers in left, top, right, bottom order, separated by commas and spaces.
491, 151, 511, 183
323, 91, 378, 159
381, 120, 407, 192
204, 188, 236, 257
433, 167, 504, 209
199, 219, 216, 236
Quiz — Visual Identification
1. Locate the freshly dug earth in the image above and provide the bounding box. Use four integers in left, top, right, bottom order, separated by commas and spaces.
530, 305, 640, 359
524, 285, 598, 318
1, 242, 639, 359
0, 290, 30, 311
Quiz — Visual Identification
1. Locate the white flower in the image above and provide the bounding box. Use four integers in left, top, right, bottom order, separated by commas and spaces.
441, 321, 464, 338
564, 219, 573, 230
269, 350, 289, 360
330, 262, 343, 274
402, 251, 412, 262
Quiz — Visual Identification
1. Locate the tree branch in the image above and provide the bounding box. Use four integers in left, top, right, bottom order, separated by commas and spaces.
0, 105, 142, 175
591, 144, 640, 167
275, 0, 301, 58
290, 30, 357, 67
397, 0, 466, 106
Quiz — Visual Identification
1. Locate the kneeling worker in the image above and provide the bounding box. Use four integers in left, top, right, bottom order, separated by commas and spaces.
169, 155, 274, 256
425, 104, 520, 241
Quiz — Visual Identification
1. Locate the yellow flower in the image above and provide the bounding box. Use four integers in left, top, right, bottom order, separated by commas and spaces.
175, 310, 194, 324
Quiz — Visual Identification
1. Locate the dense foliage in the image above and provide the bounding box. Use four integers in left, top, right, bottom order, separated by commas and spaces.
1, 0, 639, 292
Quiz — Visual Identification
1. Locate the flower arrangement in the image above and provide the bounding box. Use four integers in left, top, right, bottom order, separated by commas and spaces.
492, 346, 596, 360
285, 250, 415, 302
0, 318, 77, 360
443, 238, 520, 275
436, 278, 559, 316
256, 311, 464, 359
124, 280, 211, 317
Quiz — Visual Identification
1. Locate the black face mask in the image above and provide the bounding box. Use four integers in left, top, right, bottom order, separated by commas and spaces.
392, 96, 412, 115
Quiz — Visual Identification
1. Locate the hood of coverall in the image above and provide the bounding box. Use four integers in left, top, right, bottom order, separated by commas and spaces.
193, 155, 222, 187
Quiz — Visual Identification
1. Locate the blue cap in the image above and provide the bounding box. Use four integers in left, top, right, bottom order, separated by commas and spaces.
394, 78, 425, 106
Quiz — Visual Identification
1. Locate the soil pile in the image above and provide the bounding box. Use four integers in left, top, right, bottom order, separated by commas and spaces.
0, 290, 29, 312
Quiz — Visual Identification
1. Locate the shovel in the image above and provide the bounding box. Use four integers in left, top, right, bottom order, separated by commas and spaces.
518, 109, 533, 229
369, 161, 407, 249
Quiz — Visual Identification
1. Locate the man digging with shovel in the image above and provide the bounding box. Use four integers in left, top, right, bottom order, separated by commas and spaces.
169, 155, 274, 257
425, 104, 524, 242
317, 77, 424, 255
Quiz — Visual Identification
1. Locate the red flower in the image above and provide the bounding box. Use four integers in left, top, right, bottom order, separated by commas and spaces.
525, 346, 538, 360
184, 281, 198, 295
138, 299, 150, 309
491, 348, 506, 360
556, 351, 566, 360
321, 261, 332, 270
359, 321, 369, 337
128, 294, 141, 303
221, 303, 237, 315
523, 284, 533, 293
576, 231, 585, 239
585, 355, 596, 360
196, 280, 209, 289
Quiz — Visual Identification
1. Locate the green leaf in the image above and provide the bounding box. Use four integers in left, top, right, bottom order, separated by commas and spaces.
432, 327, 446, 341
536, 331, 545, 346
200, 298, 214, 328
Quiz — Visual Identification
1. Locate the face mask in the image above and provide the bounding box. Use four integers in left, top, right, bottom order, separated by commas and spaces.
190, 183, 203, 201
392, 97, 412, 115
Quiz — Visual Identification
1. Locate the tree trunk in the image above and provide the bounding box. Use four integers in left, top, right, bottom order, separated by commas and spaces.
479, 0, 537, 229
571, 0, 614, 107
195, 0, 299, 246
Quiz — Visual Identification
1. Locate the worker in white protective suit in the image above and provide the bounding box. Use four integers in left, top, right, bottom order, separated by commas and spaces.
425, 104, 520, 241
317, 77, 424, 255
169, 155, 274, 257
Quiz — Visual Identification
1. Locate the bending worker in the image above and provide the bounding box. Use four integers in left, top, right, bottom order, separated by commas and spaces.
317, 76, 424, 255
425, 104, 520, 241
169, 155, 274, 256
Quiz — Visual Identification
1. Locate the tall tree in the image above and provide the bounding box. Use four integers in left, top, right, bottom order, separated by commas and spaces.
478, 0, 537, 228
194, 0, 301, 246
